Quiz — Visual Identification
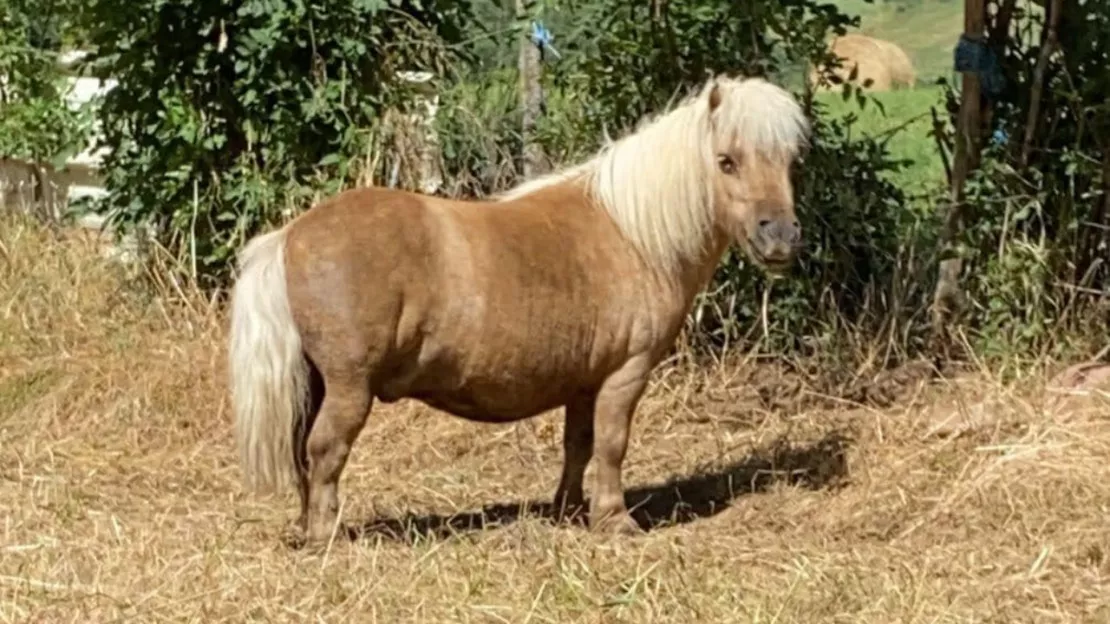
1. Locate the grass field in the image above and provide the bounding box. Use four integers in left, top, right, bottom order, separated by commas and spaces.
815, 85, 948, 196
3, 211, 1110, 621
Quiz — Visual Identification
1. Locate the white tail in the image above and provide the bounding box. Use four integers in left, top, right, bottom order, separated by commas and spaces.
228, 226, 311, 494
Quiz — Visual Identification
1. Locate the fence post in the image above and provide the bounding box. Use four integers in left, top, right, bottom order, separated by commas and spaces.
930, 0, 987, 344
516, 0, 548, 179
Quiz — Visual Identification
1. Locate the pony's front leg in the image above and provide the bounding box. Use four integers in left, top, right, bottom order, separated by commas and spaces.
590, 357, 651, 535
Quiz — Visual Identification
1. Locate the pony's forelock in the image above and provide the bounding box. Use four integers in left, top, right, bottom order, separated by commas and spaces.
704, 77, 811, 162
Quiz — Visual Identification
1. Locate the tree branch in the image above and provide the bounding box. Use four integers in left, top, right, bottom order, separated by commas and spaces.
1019, 0, 1063, 169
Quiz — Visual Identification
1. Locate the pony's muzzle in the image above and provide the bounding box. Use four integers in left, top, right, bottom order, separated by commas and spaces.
754, 218, 802, 266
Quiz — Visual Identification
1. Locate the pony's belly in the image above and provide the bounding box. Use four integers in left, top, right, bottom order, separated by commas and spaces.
377, 370, 575, 423
415, 394, 555, 423
374, 318, 601, 420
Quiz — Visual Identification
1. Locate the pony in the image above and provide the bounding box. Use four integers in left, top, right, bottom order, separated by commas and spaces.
228, 74, 810, 546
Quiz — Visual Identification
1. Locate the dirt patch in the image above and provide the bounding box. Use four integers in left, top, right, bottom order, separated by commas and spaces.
686, 356, 940, 425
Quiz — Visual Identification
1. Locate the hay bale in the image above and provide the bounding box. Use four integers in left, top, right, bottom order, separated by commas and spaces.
810, 34, 916, 92
873, 37, 917, 87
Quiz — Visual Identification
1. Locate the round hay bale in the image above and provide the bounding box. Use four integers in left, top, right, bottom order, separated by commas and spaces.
872, 37, 917, 87
810, 33, 916, 92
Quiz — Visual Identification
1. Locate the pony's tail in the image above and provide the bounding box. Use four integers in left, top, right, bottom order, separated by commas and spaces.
228, 226, 310, 494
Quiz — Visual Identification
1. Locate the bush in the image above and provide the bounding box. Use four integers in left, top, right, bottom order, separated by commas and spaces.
81, 0, 473, 284
0, 0, 91, 171
431, 68, 520, 198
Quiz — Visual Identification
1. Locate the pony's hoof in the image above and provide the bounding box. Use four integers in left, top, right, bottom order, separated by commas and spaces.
282, 517, 348, 552
303, 520, 352, 551
290, 532, 343, 554
281, 524, 308, 550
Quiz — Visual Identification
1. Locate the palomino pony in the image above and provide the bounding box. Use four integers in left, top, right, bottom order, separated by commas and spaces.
229, 74, 809, 546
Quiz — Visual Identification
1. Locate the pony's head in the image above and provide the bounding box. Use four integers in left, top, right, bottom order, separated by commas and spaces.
701, 76, 809, 274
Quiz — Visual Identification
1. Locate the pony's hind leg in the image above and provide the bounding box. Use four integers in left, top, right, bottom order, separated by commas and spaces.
554, 393, 595, 520
293, 360, 326, 535
304, 370, 373, 545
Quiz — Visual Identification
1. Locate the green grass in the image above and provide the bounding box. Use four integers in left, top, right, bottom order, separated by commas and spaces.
815, 85, 947, 197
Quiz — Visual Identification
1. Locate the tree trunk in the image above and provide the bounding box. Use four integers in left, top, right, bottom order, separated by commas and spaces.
517, 0, 547, 179
930, 0, 987, 341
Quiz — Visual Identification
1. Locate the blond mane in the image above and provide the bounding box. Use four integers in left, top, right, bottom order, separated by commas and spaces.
499, 76, 810, 273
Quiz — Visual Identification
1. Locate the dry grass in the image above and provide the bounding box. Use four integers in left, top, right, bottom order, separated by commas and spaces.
2, 214, 1109, 623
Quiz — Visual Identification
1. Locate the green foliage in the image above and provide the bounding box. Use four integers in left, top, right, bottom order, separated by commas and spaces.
0, 0, 91, 167
431, 67, 520, 197
81, 0, 473, 283
546, 0, 857, 143
431, 65, 601, 198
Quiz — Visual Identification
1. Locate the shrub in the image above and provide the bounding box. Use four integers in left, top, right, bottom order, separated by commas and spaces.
0, 0, 91, 175
81, 0, 473, 284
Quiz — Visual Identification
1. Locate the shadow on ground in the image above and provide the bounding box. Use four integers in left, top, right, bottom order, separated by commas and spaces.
346, 430, 853, 544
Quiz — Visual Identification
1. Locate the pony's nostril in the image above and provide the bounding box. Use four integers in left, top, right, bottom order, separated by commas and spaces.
790, 223, 802, 243
758, 219, 771, 229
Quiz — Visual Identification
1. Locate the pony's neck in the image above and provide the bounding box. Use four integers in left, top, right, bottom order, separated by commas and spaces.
669, 224, 732, 304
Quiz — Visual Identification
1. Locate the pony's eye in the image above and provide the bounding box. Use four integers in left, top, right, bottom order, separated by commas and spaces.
717, 155, 737, 174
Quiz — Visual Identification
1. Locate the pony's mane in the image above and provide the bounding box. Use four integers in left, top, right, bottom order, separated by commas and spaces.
498, 76, 809, 272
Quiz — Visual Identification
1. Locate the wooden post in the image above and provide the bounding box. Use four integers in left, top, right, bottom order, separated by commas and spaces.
930, 0, 987, 340
516, 0, 548, 179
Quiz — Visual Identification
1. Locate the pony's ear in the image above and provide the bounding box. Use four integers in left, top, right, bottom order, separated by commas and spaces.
707, 80, 724, 113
